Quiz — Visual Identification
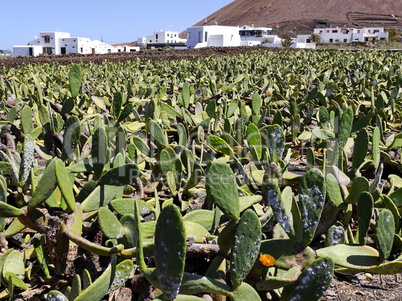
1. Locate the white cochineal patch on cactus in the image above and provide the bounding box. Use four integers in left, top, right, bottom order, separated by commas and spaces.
299, 186, 325, 231
267, 188, 292, 233
20, 139, 35, 185
330, 228, 345, 245
288, 259, 333, 301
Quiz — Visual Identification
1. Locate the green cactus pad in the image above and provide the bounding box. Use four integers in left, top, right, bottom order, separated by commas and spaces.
92, 126, 109, 178
55, 159, 76, 212
69, 64, 82, 98
107, 259, 134, 294
149, 120, 168, 146
183, 221, 210, 243
345, 177, 369, 204
281, 257, 334, 301
229, 282, 262, 301
256, 266, 301, 290
81, 185, 120, 212
230, 209, 261, 288
182, 209, 214, 231
110, 198, 154, 216
381, 195, 401, 233
207, 135, 234, 157
28, 158, 58, 210
71, 274, 82, 300
317, 244, 381, 269
2, 250, 25, 278
159, 146, 177, 175
372, 126, 381, 169
262, 180, 294, 238
297, 168, 326, 245
246, 123, 262, 160
376, 209, 395, 261
155, 204, 186, 299
218, 220, 236, 254
239, 195, 263, 213
20, 106, 33, 135
206, 161, 240, 221
0, 202, 24, 218
325, 173, 344, 208
357, 191, 374, 245
46, 291, 69, 301
179, 272, 231, 296
98, 207, 125, 239
351, 128, 369, 171
62, 115, 81, 161
98, 164, 139, 186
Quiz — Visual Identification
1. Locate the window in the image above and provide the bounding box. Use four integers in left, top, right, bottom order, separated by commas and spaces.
205, 31, 208, 42
343, 39, 347, 43
198, 31, 202, 43
156, 34, 159, 39
332, 30, 337, 33
43, 47, 52, 54
149, 40, 152, 42
329, 38, 334, 43
44, 35, 51, 43
80, 47, 83, 53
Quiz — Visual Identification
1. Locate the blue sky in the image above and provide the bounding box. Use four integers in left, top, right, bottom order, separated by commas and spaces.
0, 0, 233, 50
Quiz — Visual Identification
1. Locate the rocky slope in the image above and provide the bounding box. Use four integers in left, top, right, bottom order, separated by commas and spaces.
192, 0, 402, 34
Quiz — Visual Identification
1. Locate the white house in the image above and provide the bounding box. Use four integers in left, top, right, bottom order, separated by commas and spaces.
313, 27, 389, 43
239, 25, 281, 46
13, 31, 139, 57
146, 30, 186, 45
186, 25, 241, 48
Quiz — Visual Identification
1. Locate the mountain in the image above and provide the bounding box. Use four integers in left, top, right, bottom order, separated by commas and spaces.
192, 0, 402, 34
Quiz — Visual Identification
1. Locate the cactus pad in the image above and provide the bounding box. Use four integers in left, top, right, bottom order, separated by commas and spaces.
154, 204, 186, 299
230, 209, 261, 288
206, 161, 240, 221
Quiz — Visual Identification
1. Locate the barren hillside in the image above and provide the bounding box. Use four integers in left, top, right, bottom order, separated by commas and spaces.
192, 0, 402, 34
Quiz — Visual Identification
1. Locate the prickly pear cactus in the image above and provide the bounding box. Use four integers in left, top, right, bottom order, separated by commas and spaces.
297, 168, 326, 245
325, 225, 346, 247
28, 158, 58, 210
61, 115, 81, 161
92, 126, 109, 179
98, 207, 125, 240
154, 204, 186, 299
206, 161, 240, 221
281, 257, 334, 301
357, 192, 374, 245
376, 209, 395, 261
19, 137, 34, 186
262, 179, 294, 238
267, 124, 285, 163
230, 209, 261, 288
74, 255, 132, 301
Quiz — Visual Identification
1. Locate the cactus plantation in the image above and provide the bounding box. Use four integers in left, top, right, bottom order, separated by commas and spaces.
0, 48, 401, 300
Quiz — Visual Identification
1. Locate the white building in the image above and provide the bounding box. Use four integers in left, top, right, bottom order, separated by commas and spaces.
146, 30, 186, 45
13, 32, 139, 57
313, 27, 389, 43
186, 25, 241, 48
